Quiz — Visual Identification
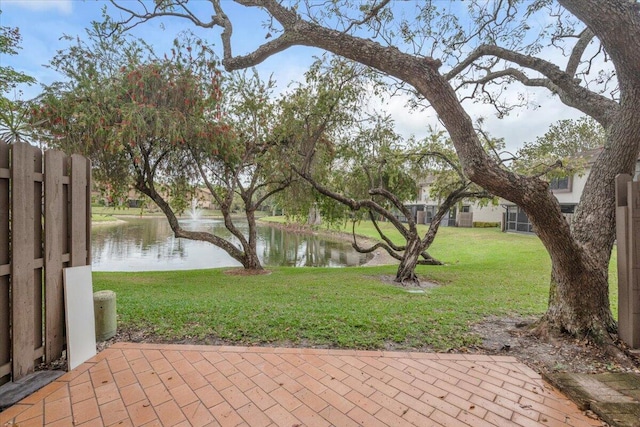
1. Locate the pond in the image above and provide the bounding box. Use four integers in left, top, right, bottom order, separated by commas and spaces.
91, 217, 372, 271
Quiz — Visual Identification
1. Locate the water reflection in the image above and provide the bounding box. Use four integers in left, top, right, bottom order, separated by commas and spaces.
91, 217, 371, 271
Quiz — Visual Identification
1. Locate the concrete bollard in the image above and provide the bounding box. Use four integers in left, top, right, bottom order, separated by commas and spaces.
93, 290, 117, 341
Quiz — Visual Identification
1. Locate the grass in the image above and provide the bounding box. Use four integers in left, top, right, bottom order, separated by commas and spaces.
92, 224, 620, 351
91, 205, 270, 221
91, 214, 118, 222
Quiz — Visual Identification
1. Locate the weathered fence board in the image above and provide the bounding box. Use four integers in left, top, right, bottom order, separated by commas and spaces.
11, 144, 42, 378
34, 148, 44, 362
70, 155, 90, 267
0, 143, 10, 386
44, 150, 66, 363
0, 141, 91, 383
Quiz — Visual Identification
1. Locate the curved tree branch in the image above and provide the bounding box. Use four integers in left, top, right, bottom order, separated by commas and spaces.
566, 28, 595, 77
367, 210, 406, 252
350, 219, 403, 259
134, 173, 247, 263
351, 238, 404, 261
294, 166, 411, 240
446, 44, 617, 126
110, 0, 218, 30
342, 0, 392, 34
417, 255, 442, 266
369, 187, 414, 226
558, 0, 640, 84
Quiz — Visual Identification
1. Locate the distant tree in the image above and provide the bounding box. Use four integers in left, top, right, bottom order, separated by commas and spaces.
35, 21, 292, 270
0, 21, 35, 94
0, 20, 37, 144
278, 58, 493, 284
514, 117, 606, 178
0, 99, 39, 144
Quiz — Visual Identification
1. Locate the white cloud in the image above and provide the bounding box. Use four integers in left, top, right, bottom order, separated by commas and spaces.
372, 82, 586, 155
4, 0, 73, 15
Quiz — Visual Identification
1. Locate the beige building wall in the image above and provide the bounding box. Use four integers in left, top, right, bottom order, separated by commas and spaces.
471, 204, 503, 223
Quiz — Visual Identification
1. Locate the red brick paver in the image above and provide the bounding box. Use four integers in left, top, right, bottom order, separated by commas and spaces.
1, 343, 603, 426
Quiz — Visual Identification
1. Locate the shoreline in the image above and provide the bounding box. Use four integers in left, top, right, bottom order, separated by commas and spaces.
262, 220, 397, 266
89, 215, 398, 266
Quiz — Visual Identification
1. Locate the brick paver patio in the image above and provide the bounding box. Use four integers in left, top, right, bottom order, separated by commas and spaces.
0, 342, 603, 426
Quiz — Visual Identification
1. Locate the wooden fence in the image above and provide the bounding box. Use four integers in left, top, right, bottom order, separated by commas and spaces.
0, 141, 91, 385
615, 174, 640, 349
457, 212, 473, 228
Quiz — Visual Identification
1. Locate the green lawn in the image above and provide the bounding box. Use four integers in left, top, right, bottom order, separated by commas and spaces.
91, 205, 269, 221
91, 214, 119, 222
93, 224, 618, 351
92, 205, 219, 218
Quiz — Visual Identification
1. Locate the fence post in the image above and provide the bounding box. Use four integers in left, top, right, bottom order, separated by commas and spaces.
0, 142, 10, 385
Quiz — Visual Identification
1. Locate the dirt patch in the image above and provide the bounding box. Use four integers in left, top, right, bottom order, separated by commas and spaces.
469, 316, 640, 375
373, 274, 439, 289
223, 268, 272, 276
44, 315, 640, 379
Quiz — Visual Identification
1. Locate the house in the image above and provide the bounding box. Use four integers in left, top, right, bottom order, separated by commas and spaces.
502, 147, 605, 233
192, 186, 217, 210
92, 182, 217, 211
404, 177, 503, 227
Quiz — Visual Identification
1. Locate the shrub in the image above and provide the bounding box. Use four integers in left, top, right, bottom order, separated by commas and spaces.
473, 221, 500, 228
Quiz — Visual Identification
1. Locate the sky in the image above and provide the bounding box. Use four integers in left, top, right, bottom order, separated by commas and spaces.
0, 0, 588, 152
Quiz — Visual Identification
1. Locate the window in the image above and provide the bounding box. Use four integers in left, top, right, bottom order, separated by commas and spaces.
560, 204, 575, 214
505, 206, 533, 233
460, 205, 470, 213
549, 176, 570, 191
425, 205, 437, 223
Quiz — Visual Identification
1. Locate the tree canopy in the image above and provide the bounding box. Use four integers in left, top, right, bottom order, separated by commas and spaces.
0, 19, 37, 144
514, 117, 606, 178
35, 21, 293, 270
273, 57, 496, 283
0, 21, 35, 94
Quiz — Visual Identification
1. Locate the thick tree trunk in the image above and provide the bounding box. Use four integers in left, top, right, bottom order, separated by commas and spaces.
241, 244, 263, 270
515, 179, 617, 337
395, 237, 423, 285
544, 106, 640, 337
545, 259, 615, 337
242, 208, 264, 271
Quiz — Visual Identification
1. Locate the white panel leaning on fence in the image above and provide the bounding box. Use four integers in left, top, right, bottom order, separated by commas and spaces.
0, 141, 91, 385
63, 266, 97, 371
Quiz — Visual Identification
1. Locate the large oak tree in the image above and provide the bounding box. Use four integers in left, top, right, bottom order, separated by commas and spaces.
110, 0, 640, 344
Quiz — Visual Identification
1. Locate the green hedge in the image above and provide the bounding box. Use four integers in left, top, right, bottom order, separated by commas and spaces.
473, 221, 500, 228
